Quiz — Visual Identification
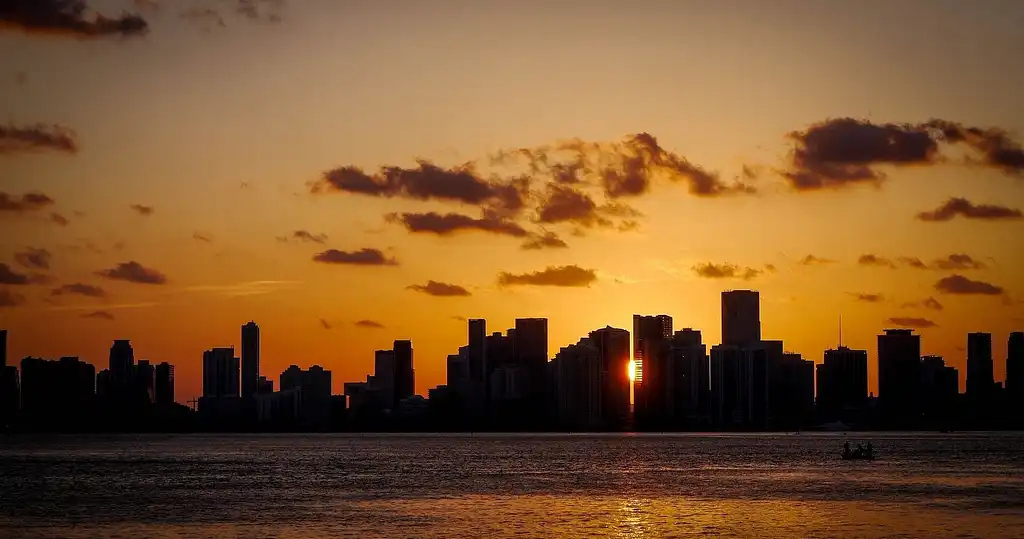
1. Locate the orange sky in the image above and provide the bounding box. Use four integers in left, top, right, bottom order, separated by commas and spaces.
1, 0, 1023, 403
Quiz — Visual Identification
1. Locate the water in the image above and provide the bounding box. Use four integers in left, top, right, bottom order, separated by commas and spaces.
2, 432, 1023, 538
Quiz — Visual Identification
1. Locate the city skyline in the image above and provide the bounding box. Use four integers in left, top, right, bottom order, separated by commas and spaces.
2, 1, 1024, 402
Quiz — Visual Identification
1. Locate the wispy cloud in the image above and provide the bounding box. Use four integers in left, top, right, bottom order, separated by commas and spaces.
185, 280, 300, 297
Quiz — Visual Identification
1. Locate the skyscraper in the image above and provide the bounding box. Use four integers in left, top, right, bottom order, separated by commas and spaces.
108, 340, 135, 401
136, 359, 155, 404
393, 339, 415, 405
966, 332, 994, 399
241, 321, 260, 399
632, 314, 672, 384
632, 314, 672, 427
0, 329, 6, 369
514, 318, 548, 419
877, 329, 921, 424
816, 346, 869, 422
374, 349, 395, 409
722, 290, 760, 348
468, 319, 488, 409
589, 325, 631, 429
155, 362, 175, 406
202, 347, 239, 398
669, 328, 709, 427
1008, 332, 1023, 402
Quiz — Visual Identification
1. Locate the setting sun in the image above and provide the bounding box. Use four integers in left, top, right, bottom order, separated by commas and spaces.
628, 360, 636, 382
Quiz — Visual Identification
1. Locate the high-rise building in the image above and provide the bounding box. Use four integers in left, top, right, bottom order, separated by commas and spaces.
155, 362, 175, 406
722, 290, 760, 348
877, 329, 921, 424
202, 347, 239, 398
468, 319, 487, 406
669, 328, 709, 427
241, 321, 260, 399
816, 346, 869, 422
19, 356, 95, 425
779, 352, 815, 428
632, 314, 672, 384
589, 326, 631, 430
393, 340, 415, 404
136, 360, 155, 404
1008, 332, 1023, 402
551, 337, 602, 429
920, 355, 958, 424
710, 345, 746, 428
374, 349, 395, 409
514, 318, 548, 419
0, 329, 6, 369
108, 340, 135, 399
966, 332, 994, 399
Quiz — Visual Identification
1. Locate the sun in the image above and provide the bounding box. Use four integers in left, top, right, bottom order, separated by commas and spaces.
627, 360, 636, 382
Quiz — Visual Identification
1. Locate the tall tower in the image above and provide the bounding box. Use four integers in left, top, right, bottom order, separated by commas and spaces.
241, 321, 260, 399
1008, 332, 1023, 400
108, 340, 135, 398
632, 314, 672, 384
721, 290, 760, 348
877, 329, 921, 424
468, 319, 487, 403
393, 340, 414, 405
966, 332, 994, 399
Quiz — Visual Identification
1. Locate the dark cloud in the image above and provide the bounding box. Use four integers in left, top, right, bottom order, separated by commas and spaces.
291, 230, 328, 244
130, 204, 154, 216
782, 118, 1024, 191
902, 297, 944, 311
764, 264, 777, 273
799, 255, 836, 266
407, 280, 472, 297
617, 220, 640, 232
0, 191, 55, 213
916, 197, 1022, 222
0, 123, 77, 154
451, 315, 467, 322
0, 263, 29, 285
887, 317, 937, 329
692, 262, 763, 281
319, 318, 332, 330
193, 232, 213, 242
386, 211, 528, 238
50, 212, 69, 226
536, 184, 610, 227
82, 310, 114, 320
14, 247, 51, 269
521, 231, 568, 250
313, 162, 527, 215
52, 282, 106, 297
0, 0, 148, 39
858, 254, 896, 268
0, 288, 25, 307
851, 293, 885, 303
354, 319, 384, 329
898, 256, 928, 270
934, 274, 1004, 296
95, 261, 168, 284
498, 265, 597, 287
235, 0, 284, 22
312, 248, 397, 266
933, 254, 985, 270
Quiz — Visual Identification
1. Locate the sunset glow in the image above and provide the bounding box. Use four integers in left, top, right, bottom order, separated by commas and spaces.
628, 360, 636, 383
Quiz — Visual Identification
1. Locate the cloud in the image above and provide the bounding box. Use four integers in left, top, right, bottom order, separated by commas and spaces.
95, 261, 168, 284
312, 248, 397, 266
0, 191, 55, 213
52, 282, 107, 297
185, 280, 298, 297
180, 7, 225, 28
521, 231, 568, 250
0, 263, 30, 285
916, 197, 1022, 222
386, 211, 528, 238
0, 123, 78, 154
0, 288, 25, 307
898, 256, 928, 269
320, 318, 332, 330
498, 265, 597, 287
82, 310, 114, 320
451, 315, 467, 322
851, 293, 885, 303
887, 317, 937, 329
799, 255, 836, 266
193, 232, 213, 243
313, 162, 527, 215
902, 297, 944, 311
933, 253, 985, 270
535, 184, 610, 227
288, 230, 328, 243
407, 281, 471, 297
934, 274, 1004, 295
858, 254, 896, 268
130, 204, 154, 216
0, 1, 148, 39
781, 118, 1024, 190
692, 262, 763, 280
14, 247, 51, 269
354, 319, 385, 329
50, 212, 69, 226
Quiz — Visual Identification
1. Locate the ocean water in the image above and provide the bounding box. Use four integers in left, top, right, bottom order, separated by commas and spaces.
1, 432, 1023, 538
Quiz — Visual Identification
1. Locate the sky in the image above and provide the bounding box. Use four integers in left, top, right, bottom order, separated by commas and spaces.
1, 0, 1023, 404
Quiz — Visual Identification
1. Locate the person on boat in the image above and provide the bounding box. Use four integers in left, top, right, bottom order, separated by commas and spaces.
843, 441, 851, 458
866, 443, 873, 458
855, 444, 864, 457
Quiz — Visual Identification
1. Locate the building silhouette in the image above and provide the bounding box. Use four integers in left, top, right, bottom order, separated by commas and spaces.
550, 336, 602, 429
20, 356, 95, 428
668, 328, 710, 428
155, 362, 174, 406
816, 346, 869, 423
721, 290, 760, 348
373, 349, 396, 411
514, 318, 548, 421
0, 329, 6, 369
632, 314, 672, 428
393, 340, 415, 407
108, 339, 135, 401
202, 348, 239, 398
966, 332, 994, 399
920, 355, 958, 426
0, 330, 17, 426
1008, 332, 1023, 409
241, 321, 260, 400
467, 319, 488, 413
589, 326, 631, 430
878, 329, 922, 426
